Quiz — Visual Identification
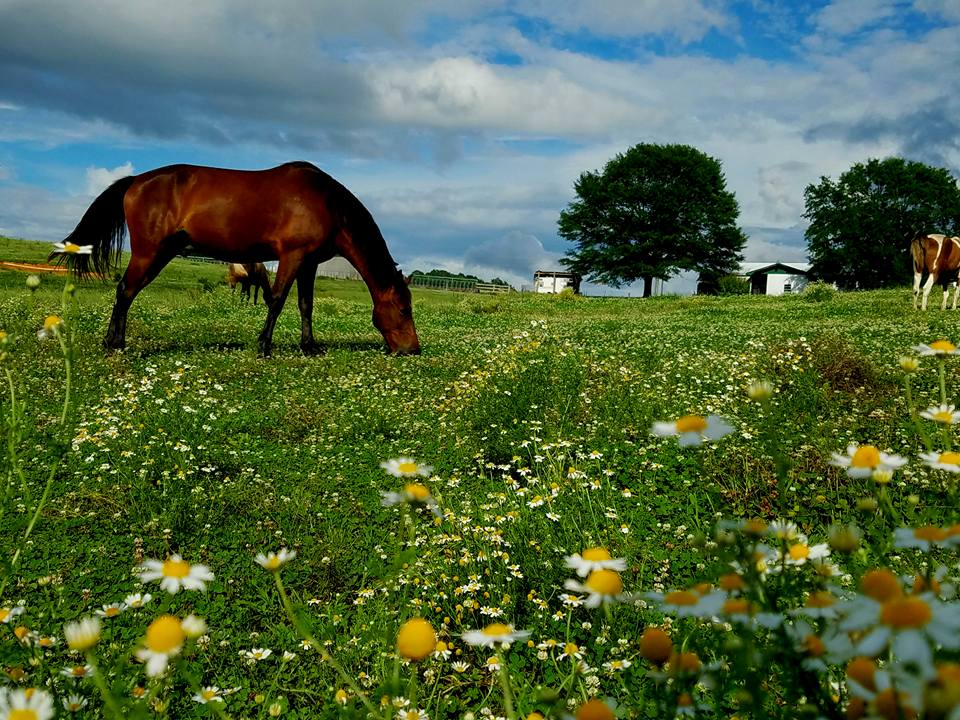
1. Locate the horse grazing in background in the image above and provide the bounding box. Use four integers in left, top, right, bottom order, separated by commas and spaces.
58, 162, 420, 356
911, 233, 960, 310
227, 263, 273, 306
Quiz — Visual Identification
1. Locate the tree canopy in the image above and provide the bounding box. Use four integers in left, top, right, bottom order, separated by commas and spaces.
804, 157, 960, 289
559, 143, 747, 297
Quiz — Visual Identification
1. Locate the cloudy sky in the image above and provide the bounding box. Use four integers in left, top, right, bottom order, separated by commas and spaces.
1, 0, 958, 293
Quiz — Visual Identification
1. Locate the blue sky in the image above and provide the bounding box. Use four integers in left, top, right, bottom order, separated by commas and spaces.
1, 0, 958, 293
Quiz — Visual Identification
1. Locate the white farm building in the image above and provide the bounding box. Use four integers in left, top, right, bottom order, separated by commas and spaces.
533, 270, 582, 294
737, 262, 811, 296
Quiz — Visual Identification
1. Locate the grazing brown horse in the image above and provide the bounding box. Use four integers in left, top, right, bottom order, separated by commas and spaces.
911, 233, 960, 310
227, 262, 273, 305
59, 162, 420, 355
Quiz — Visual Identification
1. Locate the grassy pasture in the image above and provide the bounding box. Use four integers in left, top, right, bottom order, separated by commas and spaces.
1, 235, 959, 718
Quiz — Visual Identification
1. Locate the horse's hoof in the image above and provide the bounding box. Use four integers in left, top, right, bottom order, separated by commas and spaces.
300, 342, 324, 356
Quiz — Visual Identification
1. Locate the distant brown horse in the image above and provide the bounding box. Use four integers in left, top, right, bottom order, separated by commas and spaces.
227, 263, 273, 305
59, 162, 420, 355
911, 233, 960, 310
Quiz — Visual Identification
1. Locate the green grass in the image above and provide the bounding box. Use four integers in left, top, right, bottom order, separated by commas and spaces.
1, 235, 958, 718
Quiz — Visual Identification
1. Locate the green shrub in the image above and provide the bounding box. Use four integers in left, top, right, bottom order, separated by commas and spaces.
803, 280, 836, 302
715, 274, 750, 295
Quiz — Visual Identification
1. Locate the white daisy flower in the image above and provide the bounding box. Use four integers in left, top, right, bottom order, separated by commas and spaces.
135, 615, 186, 677
61, 664, 94, 678
920, 450, 960, 472
782, 536, 831, 566
0, 606, 24, 624
893, 526, 949, 552
914, 340, 960, 356
920, 404, 960, 424
651, 414, 732, 447
242, 647, 273, 662
380, 483, 440, 516
0, 688, 54, 720
63, 616, 101, 652
192, 687, 226, 704
95, 603, 126, 619
829, 444, 907, 479
254, 549, 297, 571
124, 592, 153, 609
565, 570, 632, 608
396, 708, 429, 720
181, 614, 207, 638
138, 555, 214, 593
62, 694, 88, 712
462, 622, 530, 648
380, 458, 432, 477
51, 242, 93, 255
451, 661, 470, 673
36, 315, 64, 341
647, 588, 727, 618
564, 547, 627, 577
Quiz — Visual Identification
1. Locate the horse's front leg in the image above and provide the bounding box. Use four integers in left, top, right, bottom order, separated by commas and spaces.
296, 260, 322, 355
257, 256, 301, 357
105, 240, 179, 352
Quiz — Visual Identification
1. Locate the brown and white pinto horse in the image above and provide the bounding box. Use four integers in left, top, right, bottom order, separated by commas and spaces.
912, 233, 960, 310
58, 162, 420, 355
227, 263, 273, 306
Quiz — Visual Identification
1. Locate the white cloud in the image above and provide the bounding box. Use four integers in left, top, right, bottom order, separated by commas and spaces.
84, 163, 135, 196
813, 0, 900, 36
517, 0, 732, 42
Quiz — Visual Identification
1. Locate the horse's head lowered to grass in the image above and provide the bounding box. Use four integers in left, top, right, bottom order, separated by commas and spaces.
372, 274, 420, 355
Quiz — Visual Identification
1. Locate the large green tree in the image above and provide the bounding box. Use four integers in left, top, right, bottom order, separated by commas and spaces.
559, 143, 747, 297
804, 158, 960, 289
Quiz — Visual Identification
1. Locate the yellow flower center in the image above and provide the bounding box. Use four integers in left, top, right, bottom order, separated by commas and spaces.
850, 445, 880, 468
804, 634, 826, 657
880, 596, 933, 629
145, 615, 185, 653
788, 544, 810, 560
563, 642, 579, 656
264, 556, 282, 569
9, 710, 38, 720
202, 690, 218, 700
742, 519, 768, 535
940, 451, 960, 465
663, 590, 698, 606
675, 415, 708, 433
914, 526, 948, 542
934, 411, 956, 423
861, 569, 902, 602
398, 462, 420, 474
162, 558, 191, 578
639, 628, 672, 664
404, 483, 430, 501
718, 573, 745, 591
930, 340, 957, 353
43, 315, 62, 332
575, 699, 615, 720
677, 692, 693, 707
64, 242, 82, 253
723, 598, 752, 615
581, 547, 611, 561
483, 622, 512, 636
846, 657, 877, 690
0, 609, 10, 622
585, 569, 623, 596
71, 665, 87, 676
669, 651, 701, 674
396, 618, 436, 661
805, 591, 836, 608
104, 606, 121, 617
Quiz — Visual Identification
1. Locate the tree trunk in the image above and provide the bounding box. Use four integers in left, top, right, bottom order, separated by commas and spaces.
642, 275, 653, 298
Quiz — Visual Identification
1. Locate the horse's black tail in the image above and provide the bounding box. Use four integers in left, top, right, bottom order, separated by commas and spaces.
54, 176, 136, 279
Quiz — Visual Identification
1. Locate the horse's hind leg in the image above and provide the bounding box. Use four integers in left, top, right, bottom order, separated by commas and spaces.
105, 232, 185, 351
257, 254, 303, 357
296, 260, 322, 355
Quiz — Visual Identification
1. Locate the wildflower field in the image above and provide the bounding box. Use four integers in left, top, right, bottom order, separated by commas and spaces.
4, 236, 960, 719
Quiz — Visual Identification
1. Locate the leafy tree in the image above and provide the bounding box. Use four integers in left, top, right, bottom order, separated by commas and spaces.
559, 143, 747, 297
804, 158, 960, 289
